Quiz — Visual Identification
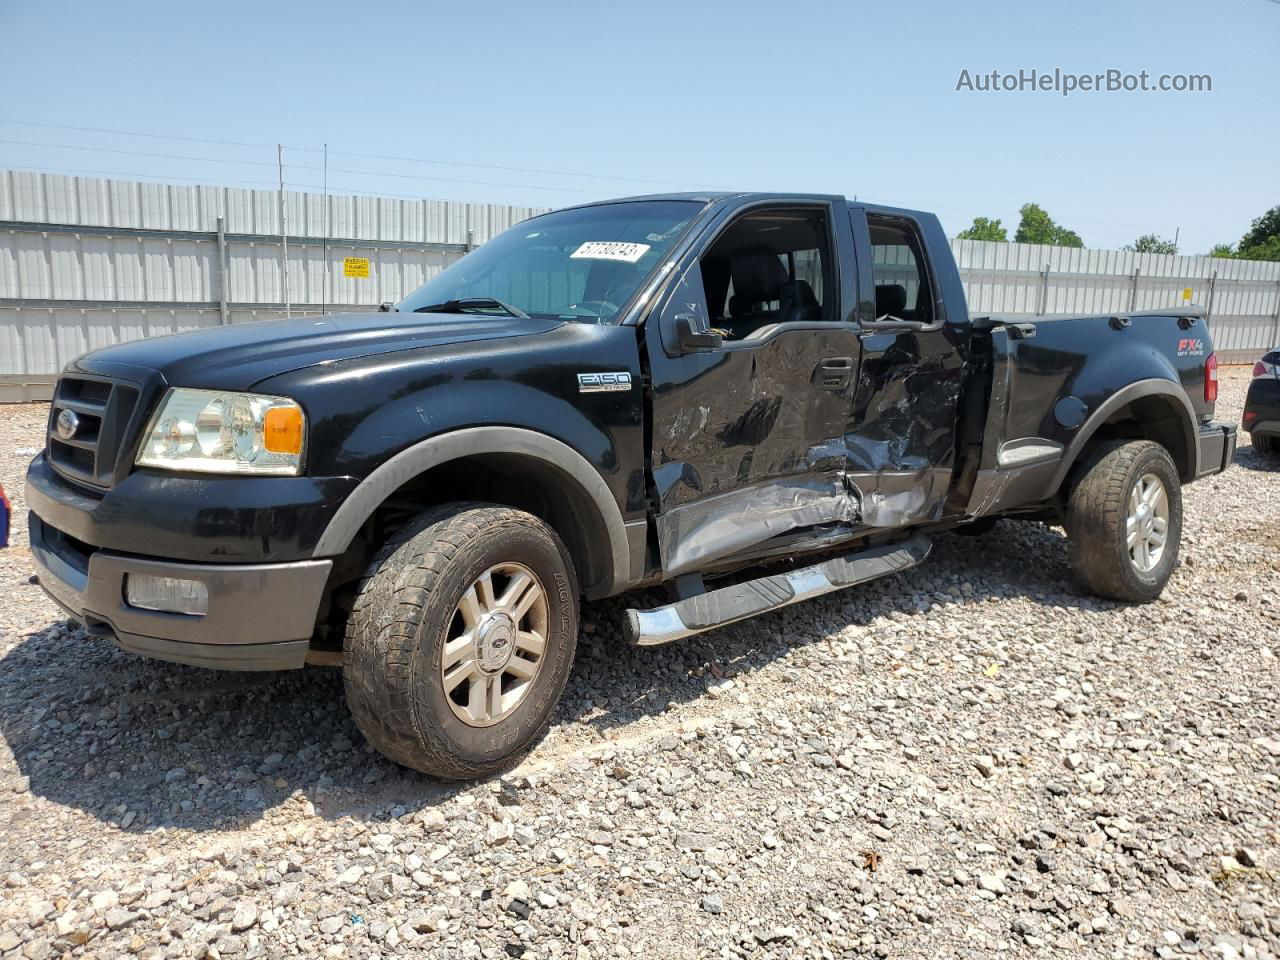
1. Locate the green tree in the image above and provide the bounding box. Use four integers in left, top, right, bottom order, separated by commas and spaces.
1054, 226, 1084, 247
1239, 205, 1280, 251
1125, 234, 1178, 255
1239, 234, 1280, 261
1014, 203, 1084, 248
956, 217, 1008, 242
1208, 243, 1235, 258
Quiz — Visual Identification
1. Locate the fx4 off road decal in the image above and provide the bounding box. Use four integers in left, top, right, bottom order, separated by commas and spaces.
577, 371, 632, 393
1176, 338, 1205, 357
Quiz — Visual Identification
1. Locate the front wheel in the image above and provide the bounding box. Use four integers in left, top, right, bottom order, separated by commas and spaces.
1066, 440, 1182, 603
343, 504, 578, 780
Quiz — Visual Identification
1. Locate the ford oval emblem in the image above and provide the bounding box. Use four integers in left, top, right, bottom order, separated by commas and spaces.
55, 408, 80, 441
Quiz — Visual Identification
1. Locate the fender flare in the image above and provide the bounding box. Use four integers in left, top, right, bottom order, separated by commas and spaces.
313, 426, 634, 595
1043, 378, 1199, 497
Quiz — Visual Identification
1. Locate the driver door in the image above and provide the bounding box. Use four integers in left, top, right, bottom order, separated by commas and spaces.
642, 201, 864, 575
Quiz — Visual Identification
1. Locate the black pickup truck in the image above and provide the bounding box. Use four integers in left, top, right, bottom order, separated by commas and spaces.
26, 192, 1235, 778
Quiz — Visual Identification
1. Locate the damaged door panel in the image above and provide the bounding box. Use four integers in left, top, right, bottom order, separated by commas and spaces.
842, 209, 970, 530
643, 202, 863, 575
654, 467, 858, 575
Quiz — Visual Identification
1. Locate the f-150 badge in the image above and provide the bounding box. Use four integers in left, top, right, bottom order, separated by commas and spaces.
577, 372, 633, 393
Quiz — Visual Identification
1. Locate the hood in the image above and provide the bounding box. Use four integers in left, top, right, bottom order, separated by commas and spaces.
70, 311, 560, 391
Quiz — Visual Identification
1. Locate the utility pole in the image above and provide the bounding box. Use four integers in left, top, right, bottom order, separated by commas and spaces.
277, 143, 291, 319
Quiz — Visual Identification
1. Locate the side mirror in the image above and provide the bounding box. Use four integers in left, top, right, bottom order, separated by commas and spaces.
674, 313, 722, 352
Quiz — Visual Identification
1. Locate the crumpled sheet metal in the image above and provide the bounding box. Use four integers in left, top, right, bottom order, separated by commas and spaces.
847, 365, 961, 475
656, 469, 857, 575
851, 468, 951, 529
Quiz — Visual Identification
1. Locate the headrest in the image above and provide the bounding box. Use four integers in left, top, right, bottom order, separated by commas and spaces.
730, 246, 788, 305
875, 283, 907, 317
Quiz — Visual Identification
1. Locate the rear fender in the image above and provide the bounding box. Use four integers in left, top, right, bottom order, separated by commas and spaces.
1044, 378, 1199, 496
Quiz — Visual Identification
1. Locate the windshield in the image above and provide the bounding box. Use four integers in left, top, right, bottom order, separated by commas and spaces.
398, 200, 701, 323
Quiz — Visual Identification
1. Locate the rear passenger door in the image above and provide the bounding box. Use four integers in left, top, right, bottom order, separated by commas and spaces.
843, 207, 969, 529
642, 200, 864, 575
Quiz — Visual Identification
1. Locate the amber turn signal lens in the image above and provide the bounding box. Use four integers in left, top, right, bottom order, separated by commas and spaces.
263, 406, 304, 454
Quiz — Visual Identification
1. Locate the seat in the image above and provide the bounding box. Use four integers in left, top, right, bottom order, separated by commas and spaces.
778, 278, 820, 325
726, 246, 823, 337
875, 283, 907, 320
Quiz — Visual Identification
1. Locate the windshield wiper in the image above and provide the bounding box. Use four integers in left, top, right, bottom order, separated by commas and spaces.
412, 297, 530, 319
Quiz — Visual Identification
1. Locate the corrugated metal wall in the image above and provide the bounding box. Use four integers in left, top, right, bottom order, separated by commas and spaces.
3, 171, 1278, 400
0, 171, 547, 398
953, 238, 1280, 359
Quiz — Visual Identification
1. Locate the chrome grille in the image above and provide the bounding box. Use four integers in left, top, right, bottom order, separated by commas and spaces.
47, 375, 140, 489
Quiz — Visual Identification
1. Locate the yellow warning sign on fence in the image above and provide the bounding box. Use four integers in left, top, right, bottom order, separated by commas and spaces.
343, 257, 370, 278
1182, 287, 1193, 302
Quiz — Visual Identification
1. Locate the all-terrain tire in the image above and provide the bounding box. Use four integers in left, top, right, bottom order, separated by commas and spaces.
1065, 440, 1182, 603
1255, 434, 1280, 459
343, 503, 578, 780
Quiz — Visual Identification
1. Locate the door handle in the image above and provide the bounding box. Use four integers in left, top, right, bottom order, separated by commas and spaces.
813, 356, 854, 390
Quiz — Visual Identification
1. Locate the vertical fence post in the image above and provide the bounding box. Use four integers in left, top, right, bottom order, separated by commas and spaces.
1205, 269, 1217, 328
277, 144, 291, 319
216, 216, 229, 326
1038, 262, 1051, 315
321, 143, 328, 316
1271, 279, 1280, 349
1129, 267, 1140, 312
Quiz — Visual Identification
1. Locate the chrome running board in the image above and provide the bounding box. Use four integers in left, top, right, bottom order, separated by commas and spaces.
624, 536, 931, 646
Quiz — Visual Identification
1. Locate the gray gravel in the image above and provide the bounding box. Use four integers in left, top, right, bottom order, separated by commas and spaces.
0, 368, 1277, 959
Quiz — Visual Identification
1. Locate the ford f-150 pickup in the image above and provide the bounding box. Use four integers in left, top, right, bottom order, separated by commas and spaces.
26, 192, 1236, 778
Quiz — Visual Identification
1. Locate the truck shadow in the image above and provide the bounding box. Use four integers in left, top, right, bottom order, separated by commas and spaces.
0, 518, 1101, 834
1232, 441, 1280, 473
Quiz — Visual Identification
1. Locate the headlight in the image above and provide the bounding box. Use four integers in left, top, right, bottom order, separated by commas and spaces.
136, 389, 305, 476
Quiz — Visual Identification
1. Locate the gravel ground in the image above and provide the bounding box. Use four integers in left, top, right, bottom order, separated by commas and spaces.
0, 368, 1276, 960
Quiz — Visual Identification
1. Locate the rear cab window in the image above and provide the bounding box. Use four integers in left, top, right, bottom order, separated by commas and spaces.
867, 217, 934, 326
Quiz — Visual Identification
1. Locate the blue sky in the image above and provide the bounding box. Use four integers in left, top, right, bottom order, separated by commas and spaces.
0, 0, 1275, 252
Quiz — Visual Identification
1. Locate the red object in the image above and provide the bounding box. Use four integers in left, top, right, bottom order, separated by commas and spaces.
1243, 410, 1258, 429
0, 482, 9, 549
1204, 353, 1218, 404
1254, 359, 1276, 379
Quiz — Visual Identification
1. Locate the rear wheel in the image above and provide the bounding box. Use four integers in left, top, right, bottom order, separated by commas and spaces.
1066, 440, 1182, 603
343, 503, 578, 779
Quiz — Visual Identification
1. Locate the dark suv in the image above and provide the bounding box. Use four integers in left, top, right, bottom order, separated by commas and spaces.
1244, 348, 1280, 458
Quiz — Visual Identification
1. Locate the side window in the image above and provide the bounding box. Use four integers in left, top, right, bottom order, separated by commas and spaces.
868, 217, 933, 325
697, 208, 833, 340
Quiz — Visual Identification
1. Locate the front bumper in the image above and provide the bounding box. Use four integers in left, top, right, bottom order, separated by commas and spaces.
29, 513, 331, 670
24, 452, 357, 564
1194, 421, 1236, 479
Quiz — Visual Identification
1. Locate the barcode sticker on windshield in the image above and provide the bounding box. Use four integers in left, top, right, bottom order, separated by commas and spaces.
570, 241, 651, 263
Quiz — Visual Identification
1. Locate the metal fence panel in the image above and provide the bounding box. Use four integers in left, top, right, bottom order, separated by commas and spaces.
3, 171, 1279, 397
950, 236, 1280, 362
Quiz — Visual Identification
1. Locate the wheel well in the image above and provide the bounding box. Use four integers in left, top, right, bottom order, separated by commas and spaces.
1066, 395, 1193, 493
335, 453, 613, 600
